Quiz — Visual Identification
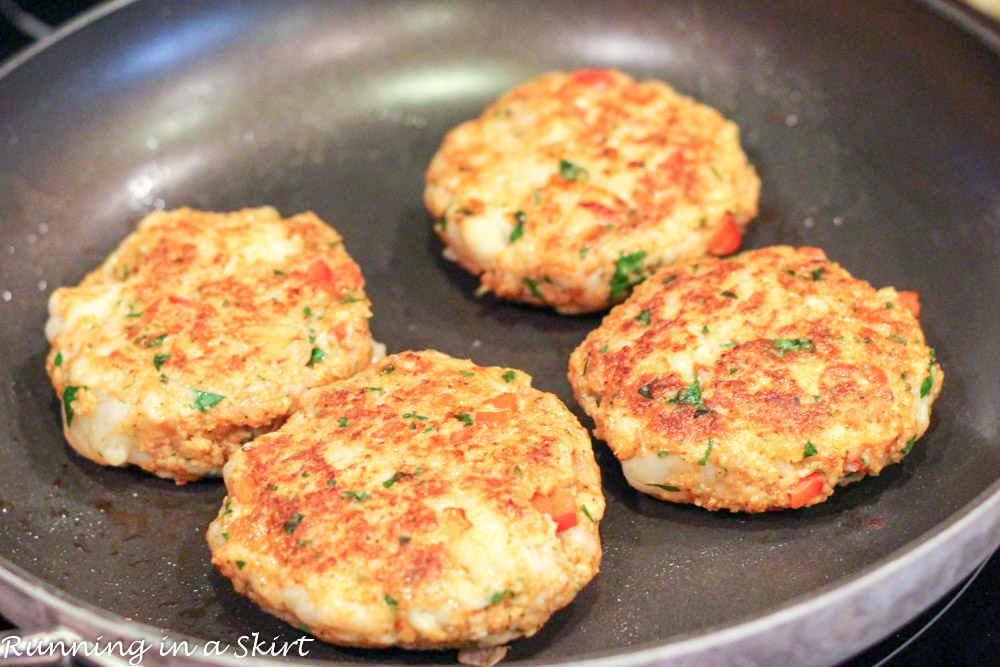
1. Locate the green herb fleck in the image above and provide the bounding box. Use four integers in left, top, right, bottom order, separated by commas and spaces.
635, 309, 651, 326
489, 590, 511, 605
559, 158, 589, 181
502, 370, 517, 383
609, 250, 647, 300
222, 531, 229, 541
920, 374, 932, 398
803, 442, 818, 458
719, 341, 737, 348
810, 267, 826, 281
667, 374, 706, 413
365, 386, 383, 392
308, 347, 328, 366
580, 504, 595, 523
460, 370, 475, 376
297, 539, 313, 548
399, 535, 411, 545
888, 334, 908, 345
273, 269, 286, 276
153, 353, 170, 371
721, 291, 739, 299
637, 380, 655, 399
54, 351, 63, 367
235, 560, 246, 569
509, 211, 526, 242
600, 343, 609, 353
662, 275, 677, 286
192, 389, 225, 412
772, 338, 815, 357
63, 386, 83, 426
403, 412, 429, 421
383, 594, 398, 607
382, 472, 410, 488
339, 417, 348, 428
284, 513, 305, 534
267, 484, 278, 491
651, 483, 680, 492
434, 216, 446, 231
579, 246, 590, 259
698, 439, 714, 466
524, 277, 542, 299
147, 334, 166, 348
301, 471, 309, 478
339, 295, 365, 304
224, 497, 233, 515
901, 437, 916, 454
885, 302, 894, 309
341, 490, 370, 502
729, 367, 737, 374
657, 451, 668, 458
381, 364, 395, 375
326, 480, 337, 488
455, 412, 474, 428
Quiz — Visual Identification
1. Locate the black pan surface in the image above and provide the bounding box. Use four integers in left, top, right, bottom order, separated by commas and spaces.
1, 1, 999, 665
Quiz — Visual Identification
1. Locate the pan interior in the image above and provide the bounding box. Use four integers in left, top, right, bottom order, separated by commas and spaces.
1, 0, 999, 663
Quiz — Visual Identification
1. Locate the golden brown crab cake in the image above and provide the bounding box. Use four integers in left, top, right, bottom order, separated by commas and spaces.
425, 69, 760, 314
45, 207, 377, 483
207, 350, 604, 651
568, 246, 942, 512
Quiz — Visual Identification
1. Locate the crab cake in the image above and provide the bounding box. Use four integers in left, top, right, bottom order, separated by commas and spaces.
568, 246, 942, 512
425, 69, 760, 314
45, 207, 377, 483
207, 350, 604, 651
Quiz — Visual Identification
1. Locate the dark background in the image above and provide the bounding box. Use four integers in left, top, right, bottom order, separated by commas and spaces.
1, 1, 997, 665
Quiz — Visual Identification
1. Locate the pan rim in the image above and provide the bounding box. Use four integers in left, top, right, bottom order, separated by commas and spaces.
1, 0, 999, 664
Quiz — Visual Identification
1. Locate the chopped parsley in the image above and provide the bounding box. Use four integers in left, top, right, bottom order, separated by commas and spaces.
888, 334, 908, 345
901, 437, 916, 454
326, 480, 336, 488
382, 471, 410, 488
667, 374, 707, 414
273, 269, 287, 276
455, 412, 474, 427
153, 353, 169, 371
637, 380, 655, 399
434, 216, 446, 231
460, 370, 475, 376
308, 347, 328, 366
524, 277, 543, 299
403, 412, 429, 421
657, 451, 668, 458
651, 483, 680, 492
771, 338, 815, 357
502, 370, 517, 383
341, 490, 370, 502
579, 246, 589, 259
886, 301, 895, 309
810, 267, 826, 281
662, 275, 677, 286
297, 539, 312, 548
702, 325, 709, 334
267, 484, 278, 491
284, 513, 305, 534
380, 364, 395, 375
580, 504, 596, 523
235, 560, 246, 569
489, 590, 511, 605
559, 158, 589, 180
146, 334, 166, 348
383, 594, 398, 607
338, 417, 348, 428
365, 386, 383, 392
63, 386, 83, 426
191, 389, 225, 412
721, 290, 739, 299
698, 439, 714, 466
635, 309, 651, 326
509, 211, 526, 242
609, 250, 647, 300
920, 374, 933, 398
339, 295, 365, 304
399, 535, 411, 545
719, 341, 737, 348
54, 351, 63, 366
803, 442, 818, 458
600, 343, 609, 353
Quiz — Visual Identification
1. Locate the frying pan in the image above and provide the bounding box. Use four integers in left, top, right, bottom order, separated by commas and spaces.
1, 1, 999, 665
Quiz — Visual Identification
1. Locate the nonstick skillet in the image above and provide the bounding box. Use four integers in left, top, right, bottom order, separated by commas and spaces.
1, 1, 1000, 665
